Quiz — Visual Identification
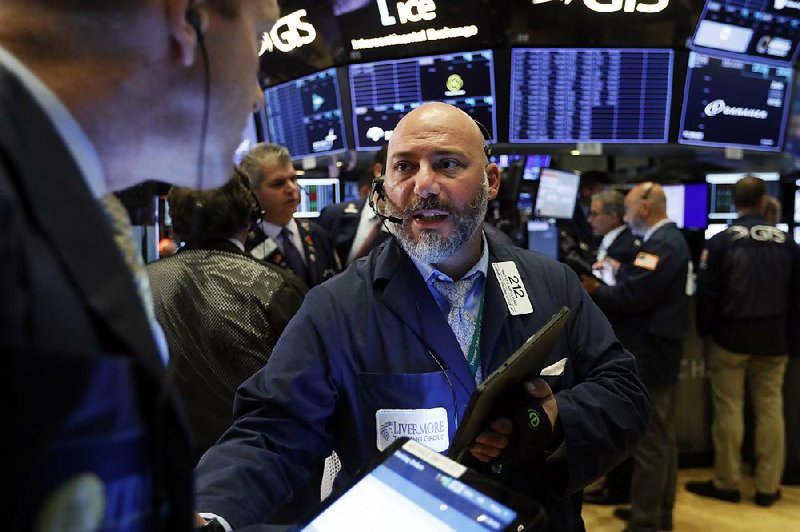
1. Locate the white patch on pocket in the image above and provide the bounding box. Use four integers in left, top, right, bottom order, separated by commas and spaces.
540, 357, 567, 376
375, 407, 449, 453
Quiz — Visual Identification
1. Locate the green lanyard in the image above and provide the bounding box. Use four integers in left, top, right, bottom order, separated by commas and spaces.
466, 294, 485, 381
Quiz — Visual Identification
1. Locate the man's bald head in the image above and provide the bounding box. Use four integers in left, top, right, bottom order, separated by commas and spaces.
624, 182, 668, 234
389, 103, 488, 164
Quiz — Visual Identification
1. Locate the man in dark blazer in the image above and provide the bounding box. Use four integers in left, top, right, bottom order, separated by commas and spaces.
0, 1, 278, 530
195, 103, 650, 531
583, 189, 640, 504
241, 143, 340, 288
318, 147, 392, 265
582, 183, 692, 532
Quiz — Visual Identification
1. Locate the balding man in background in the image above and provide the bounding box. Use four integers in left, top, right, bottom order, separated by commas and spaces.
582, 183, 691, 532
0, 0, 277, 529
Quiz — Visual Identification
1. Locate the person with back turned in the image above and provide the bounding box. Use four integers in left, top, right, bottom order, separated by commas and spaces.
194, 102, 650, 531
0, 0, 278, 529
686, 176, 800, 507
147, 175, 306, 460
581, 183, 692, 532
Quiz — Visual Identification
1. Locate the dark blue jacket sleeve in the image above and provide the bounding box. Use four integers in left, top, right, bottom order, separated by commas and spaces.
553, 265, 651, 495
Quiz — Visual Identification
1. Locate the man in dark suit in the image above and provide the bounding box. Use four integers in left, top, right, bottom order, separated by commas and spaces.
582, 183, 692, 532
582, 189, 640, 505
241, 143, 340, 288
587, 189, 640, 286
0, 1, 278, 530
558, 170, 611, 277
318, 146, 391, 265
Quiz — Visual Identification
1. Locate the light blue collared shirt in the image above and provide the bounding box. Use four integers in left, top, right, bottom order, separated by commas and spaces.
0, 45, 169, 364
410, 233, 490, 337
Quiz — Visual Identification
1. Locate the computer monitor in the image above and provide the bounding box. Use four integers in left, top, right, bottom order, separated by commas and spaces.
662, 183, 709, 229
522, 155, 552, 181
509, 48, 673, 144
705, 172, 780, 221
295, 178, 341, 218
342, 181, 361, 202
690, 0, 800, 64
795, 184, 800, 224
489, 154, 525, 169
264, 68, 348, 160
350, 50, 497, 150
678, 52, 792, 151
527, 220, 559, 260
533, 169, 579, 220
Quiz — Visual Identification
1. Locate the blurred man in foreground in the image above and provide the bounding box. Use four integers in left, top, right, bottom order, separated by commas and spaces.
0, 0, 278, 528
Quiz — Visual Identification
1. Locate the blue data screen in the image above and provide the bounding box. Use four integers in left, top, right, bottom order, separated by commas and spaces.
510, 48, 673, 144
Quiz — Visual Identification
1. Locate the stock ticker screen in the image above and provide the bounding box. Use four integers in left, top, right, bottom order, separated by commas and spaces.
349, 50, 497, 150
678, 52, 792, 151
691, 0, 800, 64
509, 48, 673, 144
264, 68, 348, 160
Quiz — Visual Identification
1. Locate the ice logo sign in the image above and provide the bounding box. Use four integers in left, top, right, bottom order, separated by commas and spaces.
377, 0, 437, 26
259, 9, 316, 55
531, 0, 669, 13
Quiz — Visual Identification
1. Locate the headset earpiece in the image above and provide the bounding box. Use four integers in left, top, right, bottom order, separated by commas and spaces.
186, 8, 203, 38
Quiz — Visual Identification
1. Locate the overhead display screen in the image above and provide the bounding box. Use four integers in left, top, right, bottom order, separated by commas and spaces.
264, 68, 348, 160
534, 169, 580, 219
678, 52, 792, 151
350, 49, 496, 150
509, 48, 673, 144
691, 0, 800, 64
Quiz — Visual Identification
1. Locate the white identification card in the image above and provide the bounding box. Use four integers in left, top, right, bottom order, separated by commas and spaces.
375, 407, 449, 453
492, 261, 533, 316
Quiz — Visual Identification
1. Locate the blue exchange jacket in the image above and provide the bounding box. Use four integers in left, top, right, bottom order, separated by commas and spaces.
195, 235, 650, 530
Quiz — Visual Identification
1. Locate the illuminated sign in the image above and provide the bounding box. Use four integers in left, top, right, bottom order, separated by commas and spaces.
531, 0, 669, 13
259, 9, 316, 55
703, 99, 769, 120
350, 0, 479, 51
378, 0, 437, 26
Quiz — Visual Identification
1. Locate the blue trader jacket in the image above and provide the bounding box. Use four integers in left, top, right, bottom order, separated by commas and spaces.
195, 236, 650, 531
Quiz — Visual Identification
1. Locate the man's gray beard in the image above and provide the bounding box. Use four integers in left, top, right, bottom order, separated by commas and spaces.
389, 180, 489, 264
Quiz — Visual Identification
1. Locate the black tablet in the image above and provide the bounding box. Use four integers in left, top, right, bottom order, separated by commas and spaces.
448, 306, 571, 462
297, 437, 547, 531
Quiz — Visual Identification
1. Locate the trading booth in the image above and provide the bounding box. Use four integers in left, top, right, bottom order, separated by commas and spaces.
141, 0, 800, 461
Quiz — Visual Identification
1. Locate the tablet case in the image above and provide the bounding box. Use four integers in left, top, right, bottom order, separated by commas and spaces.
448, 306, 571, 462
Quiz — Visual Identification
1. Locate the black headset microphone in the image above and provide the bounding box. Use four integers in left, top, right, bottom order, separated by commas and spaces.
368, 177, 404, 224
186, 7, 210, 190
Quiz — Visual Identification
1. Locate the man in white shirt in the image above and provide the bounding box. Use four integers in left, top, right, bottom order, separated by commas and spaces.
587, 189, 640, 286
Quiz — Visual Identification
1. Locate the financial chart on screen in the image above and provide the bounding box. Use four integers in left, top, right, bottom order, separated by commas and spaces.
678, 52, 792, 151
509, 48, 673, 144
691, 0, 800, 64
265, 68, 347, 160
350, 50, 497, 150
